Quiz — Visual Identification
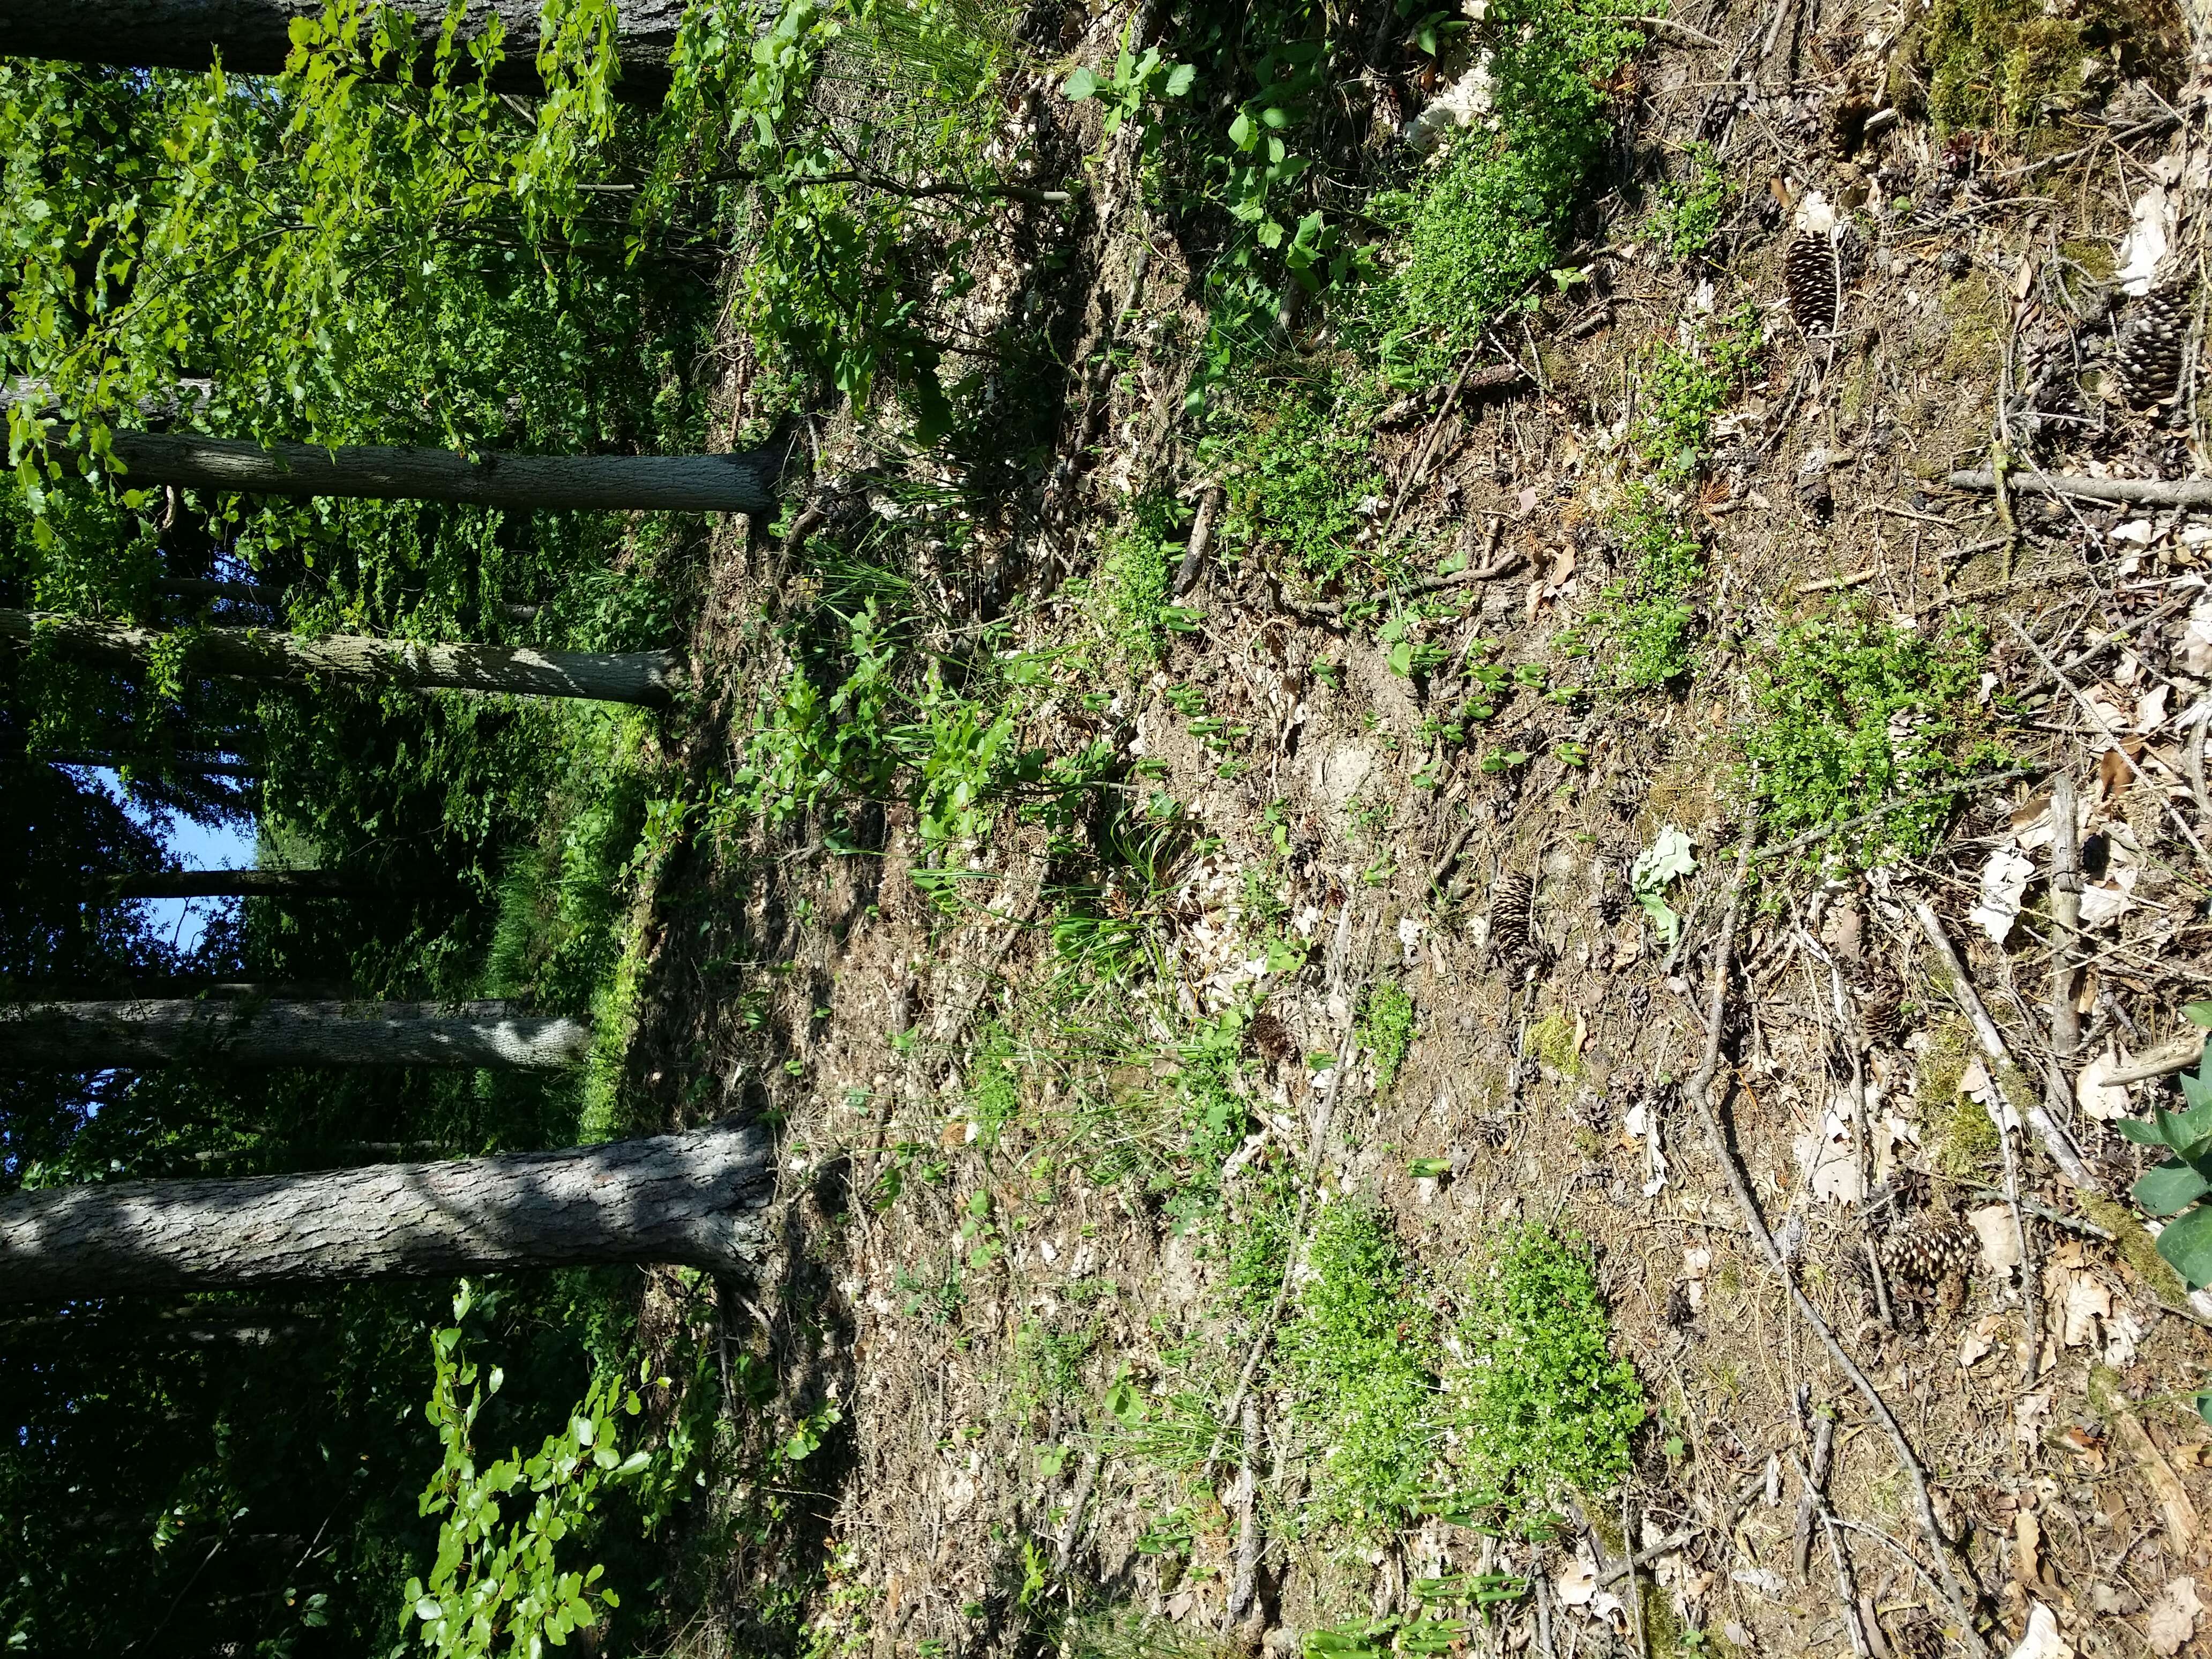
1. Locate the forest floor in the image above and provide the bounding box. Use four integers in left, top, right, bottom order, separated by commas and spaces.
618, 2, 2212, 1655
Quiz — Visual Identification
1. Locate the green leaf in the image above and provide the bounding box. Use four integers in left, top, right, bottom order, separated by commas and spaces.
2116, 1117, 2170, 1146
1164, 62, 1197, 96
2132, 1159, 2210, 1219
1408, 1157, 1453, 1178
2158, 1201, 2212, 1291
1063, 68, 1100, 102
2185, 1003, 2212, 1028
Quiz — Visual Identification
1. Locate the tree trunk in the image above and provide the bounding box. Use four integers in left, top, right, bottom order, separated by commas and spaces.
105, 430, 778, 514
0, 0, 689, 99
2, 610, 684, 706
0, 1123, 775, 1302
0, 1308, 312, 1349
0, 999, 592, 1070
156, 577, 283, 606
39, 750, 260, 776
107, 869, 369, 900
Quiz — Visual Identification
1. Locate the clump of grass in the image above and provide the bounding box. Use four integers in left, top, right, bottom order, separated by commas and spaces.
1281, 1202, 1440, 1536
1096, 494, 1187, 671
1396, 0, 1647, 349
1013, 1314, 1097, 1413
1360, 982, 1416, 1093
1448, 1225, 1641, 1533
1211, 373, 1386, 591
1636, 307, 1761, 477
1584, 487, 1705, 692
1654, 140, 1728, 261
1739, 606, 2011, 865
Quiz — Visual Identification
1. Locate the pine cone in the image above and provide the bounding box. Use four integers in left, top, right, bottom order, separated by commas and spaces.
1853, 963, 1903, 1045
1245, 1009, 1294, 1068
1880, 1217, 1974, 1283
2116, 282, 2192, 408
1595, 869, 1627, 925
1489, 870, 1537, 968
1785, 231, 1839, 333
1890, 1612, 1943, 1659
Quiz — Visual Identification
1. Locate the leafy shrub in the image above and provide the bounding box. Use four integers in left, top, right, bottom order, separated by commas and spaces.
1396, 0, 1646, 349
1361, 982, 1416, 1092
1282, 1202, 1440, 1535
1585, 489, 1705, 691
403, 1287, 659, 1657
1213, 373, 1386, 589
1635, 307, 1761, 477
1740, 607, 2009, 864
1448, 1227, 1640, 1531
1654, 140, 1728, 261
2117, 1006, 2212, 1298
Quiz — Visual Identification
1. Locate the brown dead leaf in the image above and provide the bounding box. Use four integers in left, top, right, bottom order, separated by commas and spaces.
2147, 1576, 2202, 1656
2014, 1509, 2043, 1583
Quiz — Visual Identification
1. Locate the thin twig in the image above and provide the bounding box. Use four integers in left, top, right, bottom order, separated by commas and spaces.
1910, 898, 2096, 1190
1686, 836, 1993, 1658
1948, 468, 2212, 509
2003, 616, 2212, 872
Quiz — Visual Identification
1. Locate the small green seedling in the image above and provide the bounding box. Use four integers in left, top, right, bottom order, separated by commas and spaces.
1631, 825, 1696, 946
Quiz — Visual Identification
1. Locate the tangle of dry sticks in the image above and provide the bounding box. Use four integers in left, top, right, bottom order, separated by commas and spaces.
1683, 831, 1993, 1659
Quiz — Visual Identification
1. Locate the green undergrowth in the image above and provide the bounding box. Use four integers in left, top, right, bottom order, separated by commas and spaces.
1393, 0, 1648, 354
475, 705, 690, 1144
1447, 1226, 1641, 1533
1569, 311, 1759, 694
1359, 982, 1416, 1093
1583, 488, 1705, 692
1635, 308, 1761, 479
1282, 1202, 1441, 1536
1093, 494, 1204, 673
1653, 140, 1729, 262
1209, 369, 1391, 594
1740, 606, 2011, 866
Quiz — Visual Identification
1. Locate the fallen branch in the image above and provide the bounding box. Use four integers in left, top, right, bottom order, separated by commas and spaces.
1222, 1395, 1262, 1630
1910, 898, 2097, 1190
1053, 1447, 1102, 1568
1633, 13, 1726, 47
1429, 814, 1481, 893
1686, 836, 1993, 1658
1947, 469, 2212, 509
1172, 485, 1224, 597
2004, 616, 2212, 873
2106, 1033, 2207, 1085
1277, 550, 1525, 623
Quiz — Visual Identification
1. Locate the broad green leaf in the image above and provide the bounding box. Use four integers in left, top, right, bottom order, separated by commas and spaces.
1062, 68, 1099, 102
2115, 1117, 2170, 1146
2185, 1002, 2212, 1027
2132, 1159, 2210, 1219
2158, 1201, 2212, 1290
1164, 62, 1197, 96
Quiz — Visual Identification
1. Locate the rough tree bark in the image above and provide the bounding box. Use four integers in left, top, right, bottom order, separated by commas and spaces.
107, 869, 369, 900
0, 0, 689, 99
39, 750, 260, 776
104, 430, 779, 515
1, 610, 684, 706
0, 999, 592, 1070
0, 1123, 776, 1302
